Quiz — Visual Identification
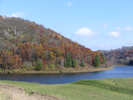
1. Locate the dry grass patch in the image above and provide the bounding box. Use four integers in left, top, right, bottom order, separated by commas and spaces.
0, 93, 10, 100
0, 83, 66, 100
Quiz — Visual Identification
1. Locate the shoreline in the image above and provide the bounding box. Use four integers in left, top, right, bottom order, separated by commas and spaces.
2, 66, 113, 74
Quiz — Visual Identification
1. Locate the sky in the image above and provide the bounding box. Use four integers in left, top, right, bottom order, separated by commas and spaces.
0, 0, 133, 51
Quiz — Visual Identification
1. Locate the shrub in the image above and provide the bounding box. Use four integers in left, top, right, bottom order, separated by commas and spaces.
9, 70, 13, 74
22, 66, 28, 71
76, 67, 79, 70
56, 64, 62, 70
30, 66, 35, 70
59, 70, 62, 73
13, 69, 21, 73
23, 66, 28, 71
56, 64, 60, 68
0, 68, 2, 74
45, 64, 49, 70
0, 68, 4, 74
22, 68, 26, 72
50, 64, 55, 70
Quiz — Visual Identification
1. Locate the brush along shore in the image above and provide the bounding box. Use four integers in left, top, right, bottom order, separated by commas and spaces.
0, 65, 113, 74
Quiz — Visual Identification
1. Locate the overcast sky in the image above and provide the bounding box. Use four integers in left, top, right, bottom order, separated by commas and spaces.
0, 0, 133, 51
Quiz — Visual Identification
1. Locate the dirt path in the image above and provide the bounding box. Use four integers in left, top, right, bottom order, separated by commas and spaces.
0, 83, 66, 100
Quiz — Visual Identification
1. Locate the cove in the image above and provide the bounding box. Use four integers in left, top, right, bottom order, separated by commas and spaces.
0, 66, 133, 84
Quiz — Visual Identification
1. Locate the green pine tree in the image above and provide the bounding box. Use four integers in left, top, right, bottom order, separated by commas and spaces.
64, 53, 69, 67
64, 53, 72, 67
69, 54, 72, 67
72, 59, 77, 68
100, 52, 106, 64
93, 55, 100, 68
34, 60, 43, 71
81, 59, 85, 67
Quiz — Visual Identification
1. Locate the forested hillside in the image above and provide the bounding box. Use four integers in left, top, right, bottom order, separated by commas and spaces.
0, 16, 108, 73
101, 46, 133, 65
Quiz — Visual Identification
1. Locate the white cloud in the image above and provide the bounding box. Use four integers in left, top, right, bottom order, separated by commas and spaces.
108, 31, 121, 37
9, 12, 25, 18
74, 27, 96, 37
116, 27, 122, 30
124, 27, 133, 31
67, 2, 73, 6
98, 44, 109, 47
103, 23, 107, 28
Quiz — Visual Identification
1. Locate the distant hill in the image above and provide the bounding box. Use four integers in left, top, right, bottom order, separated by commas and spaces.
100, 46, 133, 65
0, 16, 107, 73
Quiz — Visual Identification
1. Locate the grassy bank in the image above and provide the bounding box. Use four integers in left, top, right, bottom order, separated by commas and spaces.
0, 77, 133, 100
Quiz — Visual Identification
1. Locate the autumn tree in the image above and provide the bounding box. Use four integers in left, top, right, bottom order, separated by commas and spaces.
35, 45, 45, 59
42, 60, 47, 67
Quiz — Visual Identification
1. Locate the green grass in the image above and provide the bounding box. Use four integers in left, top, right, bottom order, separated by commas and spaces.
0, 78, 133, 100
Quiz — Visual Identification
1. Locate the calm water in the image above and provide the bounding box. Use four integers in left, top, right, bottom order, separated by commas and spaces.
0, 66, 133, 84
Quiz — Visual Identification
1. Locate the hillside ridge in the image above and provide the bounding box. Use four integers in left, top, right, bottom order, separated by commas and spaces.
0, 16, 109, 73
100, 46, 133, 65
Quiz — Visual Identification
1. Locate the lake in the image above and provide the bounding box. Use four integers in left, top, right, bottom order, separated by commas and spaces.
0, 66, 133, 84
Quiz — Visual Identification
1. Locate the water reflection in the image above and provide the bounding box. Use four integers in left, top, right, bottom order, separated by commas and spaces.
0, 66, 133, 84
